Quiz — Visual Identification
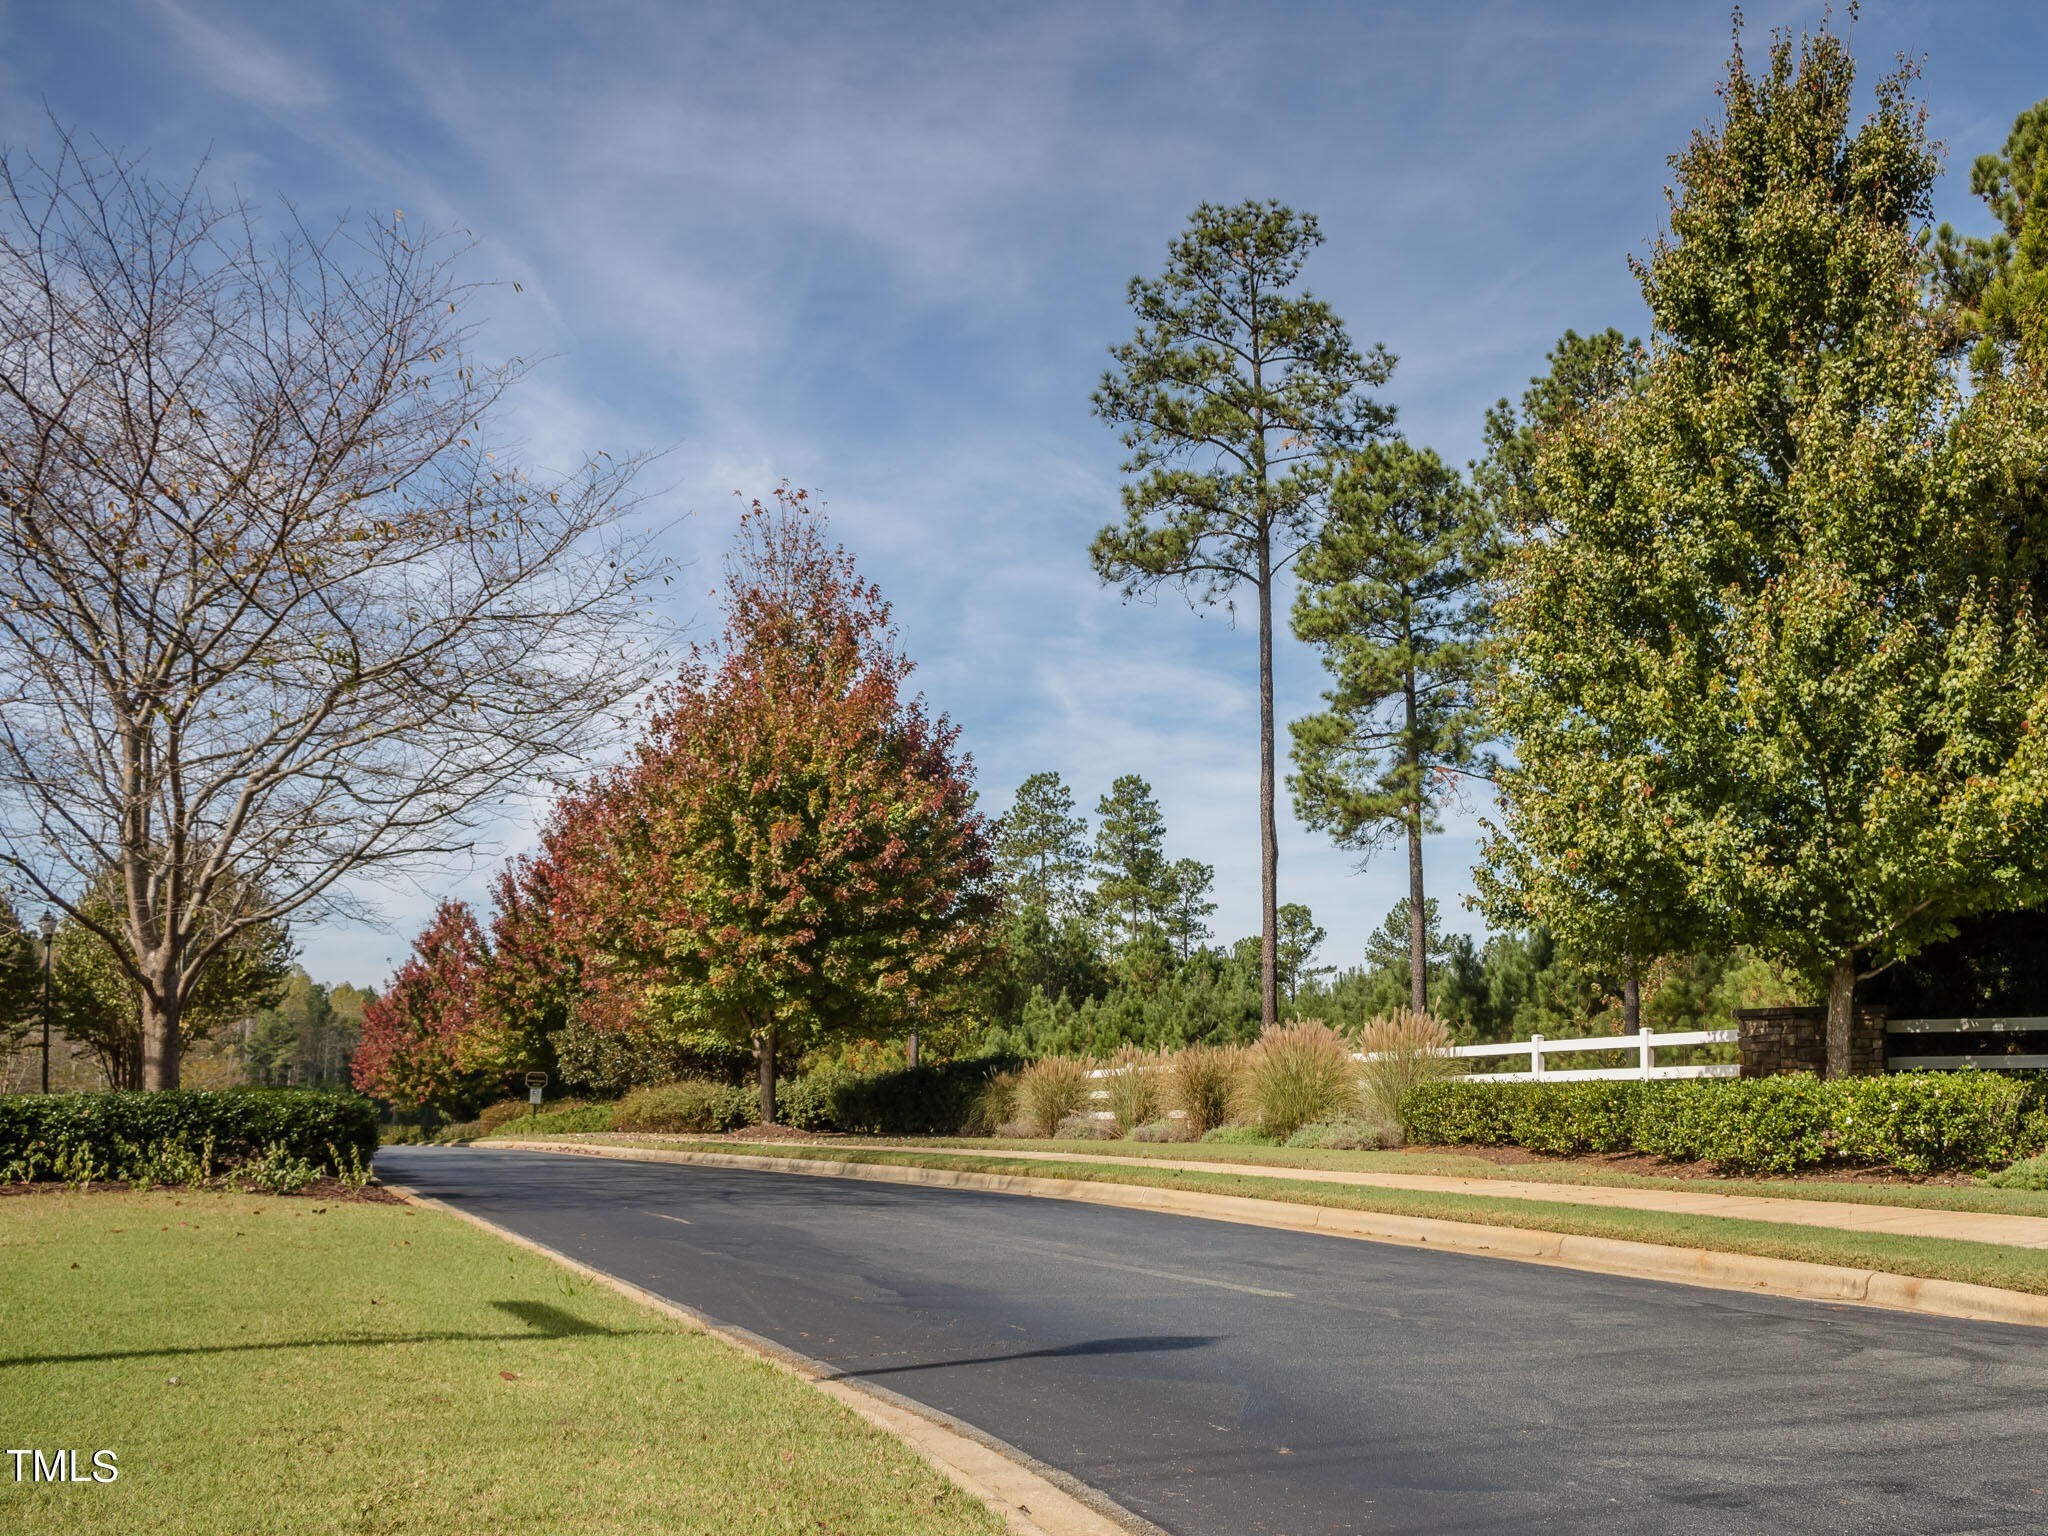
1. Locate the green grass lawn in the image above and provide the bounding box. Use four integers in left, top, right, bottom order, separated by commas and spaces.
0, 1189, 1005, 1536
529, 1134, 2048, 1297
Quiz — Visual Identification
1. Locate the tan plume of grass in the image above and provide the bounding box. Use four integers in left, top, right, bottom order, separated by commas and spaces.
1170, 1042, 1247, 1138
1103, 1046, 1165, 1133
1247, 1020, 1357, 1140
1014, 1055, 1095, 1137
1355, 1008, 1456, 1137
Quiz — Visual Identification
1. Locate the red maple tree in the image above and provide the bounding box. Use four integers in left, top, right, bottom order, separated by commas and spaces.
555, 487, 995, 1120
351, 900, 495, 1110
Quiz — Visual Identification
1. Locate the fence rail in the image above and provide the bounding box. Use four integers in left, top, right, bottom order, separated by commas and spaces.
1885, 1016, 2048, 1071
1440, 1028, 1739, 1083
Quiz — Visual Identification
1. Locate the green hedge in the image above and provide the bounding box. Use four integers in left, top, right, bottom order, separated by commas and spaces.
0, 1089, 379, 1183
1399, 1074, 2048, 1174
613, 1079, 758, 1135
785, 1056, 1021, 1136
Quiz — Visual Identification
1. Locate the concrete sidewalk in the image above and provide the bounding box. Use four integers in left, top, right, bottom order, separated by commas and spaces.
782, 1142, 2048, 1249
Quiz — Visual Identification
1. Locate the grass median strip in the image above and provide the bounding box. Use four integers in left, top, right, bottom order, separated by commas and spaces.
0, 1189, 1005, 1536
871, 1137, 2048, 1219
513, 1135, 2048, 1298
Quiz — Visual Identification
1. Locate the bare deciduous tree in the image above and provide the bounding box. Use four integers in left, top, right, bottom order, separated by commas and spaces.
0, 127, 664, 1087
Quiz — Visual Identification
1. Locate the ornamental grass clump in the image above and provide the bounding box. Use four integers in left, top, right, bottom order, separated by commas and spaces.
1170, 1043, 1245, 1138
1247, 1020, 1357, 1140
1103, 1046, 1165, 1133
1356, 1008, 1455, 1135
1015, 1055, 1095, 1137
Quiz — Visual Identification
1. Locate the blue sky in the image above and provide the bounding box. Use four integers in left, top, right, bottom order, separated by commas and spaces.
4, 0, 2043, 988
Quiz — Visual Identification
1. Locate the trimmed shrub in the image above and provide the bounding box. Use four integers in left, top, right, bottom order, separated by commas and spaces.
823, 1056, 1021, 1136
1128, 1118, 1183, 1143
1286, 1118, 1400, 1151
0, 1089, 378, 1185
1103, 1046, 1164, 1133
775, 1072, 849, 1133
1400, 1073, 2048, 1175
1171, 1044, 1245, 1138
1247, 1021, 1357, 1139
613, 1079, 759, 1135
485, 1101, 614, 1137
1016, 1056, 1095, 1137
476, 1098, 538, 1135
1355, 1009, 1454, 1127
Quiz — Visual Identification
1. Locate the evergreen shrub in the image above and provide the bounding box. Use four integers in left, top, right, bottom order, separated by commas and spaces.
0, 1089, 377, 1184
1399, 1073, 2048, 1174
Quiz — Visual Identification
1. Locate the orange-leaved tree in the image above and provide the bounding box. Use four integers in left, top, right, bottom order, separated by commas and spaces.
560, 488, 996, 1121
351, 900, 495, 1113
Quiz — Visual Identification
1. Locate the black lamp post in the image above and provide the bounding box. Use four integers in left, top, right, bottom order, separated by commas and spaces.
37, 911, 56, 1094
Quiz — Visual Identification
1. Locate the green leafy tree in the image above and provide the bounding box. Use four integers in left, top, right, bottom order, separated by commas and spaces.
1291, 441, 1494, 1012
1930, 98, 2048, 376
1092, 199, 1394, 1033
995, 772, 1091, 916
1162, 857, 1217, 961
1486, 21, 2048, 1076
1473, 331, 1674, 1031
52, 870, 292, 1089
1090, 774, 1170, 945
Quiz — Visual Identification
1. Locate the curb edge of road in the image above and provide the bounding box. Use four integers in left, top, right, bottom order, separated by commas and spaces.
481, 1138, 2048, 1330
380, 1179, 1161, 1536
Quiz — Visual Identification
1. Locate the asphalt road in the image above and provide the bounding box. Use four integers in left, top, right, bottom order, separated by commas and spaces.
377, 1145, 2048, 1535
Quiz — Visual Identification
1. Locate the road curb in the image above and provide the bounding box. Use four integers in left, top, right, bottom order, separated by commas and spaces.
483, 1138, 2048, 1330
381, 1178, 1156, 1536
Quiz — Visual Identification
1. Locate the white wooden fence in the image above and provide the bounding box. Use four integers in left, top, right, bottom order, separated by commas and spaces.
1886, 1017, 2048, 1071
1440, 1028, 1739, 1083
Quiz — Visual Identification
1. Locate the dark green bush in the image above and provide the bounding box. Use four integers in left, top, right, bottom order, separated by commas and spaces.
1399, 1073, 2048, 1175
774, 1072, 848, 1132
820, 1055, 1022, 1136
614, 1079, 758, 1135
0, 1089, 379, 1184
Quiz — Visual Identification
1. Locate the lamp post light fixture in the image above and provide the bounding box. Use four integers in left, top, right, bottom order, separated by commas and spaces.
37, 910, 56, 1094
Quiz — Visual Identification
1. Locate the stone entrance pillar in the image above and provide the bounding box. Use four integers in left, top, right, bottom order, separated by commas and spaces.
1734, 1006, 1887, 1076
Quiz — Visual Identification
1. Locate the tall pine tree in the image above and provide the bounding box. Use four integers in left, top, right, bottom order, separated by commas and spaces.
1291, 441, 1493, 1013
1093, 201, 1393, 1032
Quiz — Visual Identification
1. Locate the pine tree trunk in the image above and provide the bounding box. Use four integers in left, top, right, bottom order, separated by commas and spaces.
906, 1031, 920, 1070
1403, 669, 1426, 1015
756, 1018, 777, 1124
1621, 960, 1641, 1035
1825, 953, 1857, 1079
1257, 531, 1279, 1036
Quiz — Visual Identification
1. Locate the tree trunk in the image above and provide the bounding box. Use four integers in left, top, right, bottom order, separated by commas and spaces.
1403, 670, 1426, 1015
1621, 959, 1641, 1036
1257, 532, 1279, 1035
905, 1031, 920, 1070
756, 1018, 777, 1124
1824, 953, 1857, 1079
140, 989, 181, 1091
